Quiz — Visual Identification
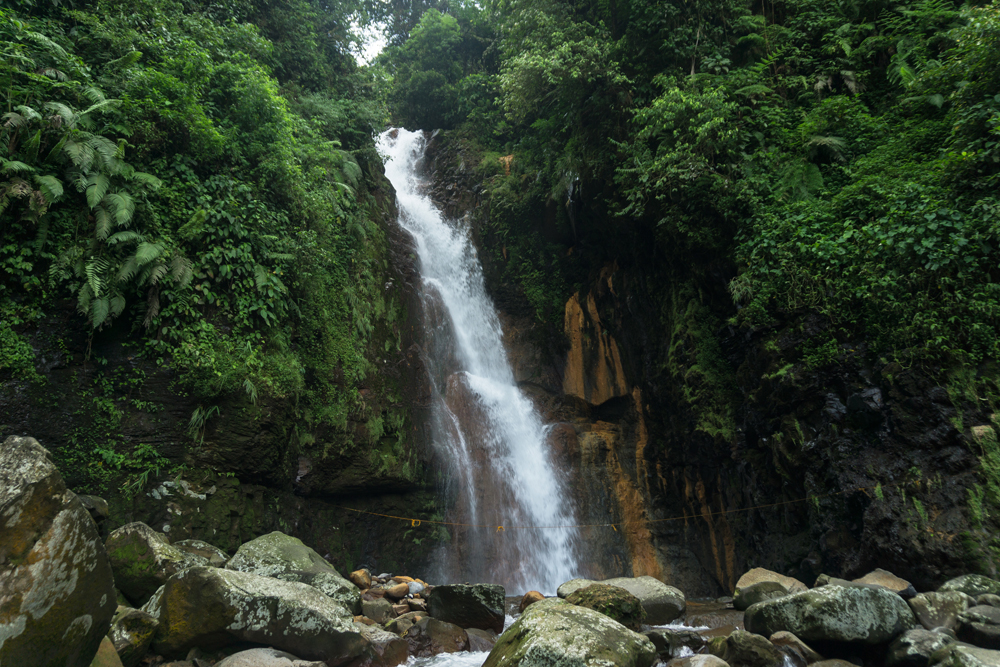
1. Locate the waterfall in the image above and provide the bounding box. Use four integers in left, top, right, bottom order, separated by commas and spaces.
378, 129, 580, 595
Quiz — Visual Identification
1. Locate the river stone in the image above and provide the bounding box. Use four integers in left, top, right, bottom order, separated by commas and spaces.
482, 597, 656, 667
958, 606, 1000, 649
887, 628, 957, 667
468, 628, 499, 652
408, 581, 425, 595
940, 577, 1000, 599
215, 648, 326, 667
385, 583, 409, 599
172, 539, 229, 567
708, 630, 785, 667
644, 628, 706, 659
735, 582, 790, 611
557, 578, 598, 598
910, 592, 977, 631
980, 597, 1000, 608
385, 611, 427, 635
853, 569, 917, 598
427, 583, 505, 633
363, 598, 394, 623
110, 607, 158, 667
403, 617, 469, 657
565, 583, 646, 630
0, 435, 117, 667
105, 522, 207, 605
736, 568, 809, 596
769, 631, 823, 666
602, 576, 686, 624
226, 532, 359, 611
744, 584, 916, 644
520, 591, 545, 612
151, 566, 366, 664
356, 622, 409, 667
90, 635, 124, 667
676, 657, 731, 667
930, 644, 1000, 667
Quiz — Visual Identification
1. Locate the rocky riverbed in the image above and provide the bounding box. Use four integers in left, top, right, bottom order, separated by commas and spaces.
4, 434, 1000, 667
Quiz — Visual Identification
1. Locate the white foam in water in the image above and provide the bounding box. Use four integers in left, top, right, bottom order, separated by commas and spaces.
378, 129, 581, 595
406, 651, 491, 667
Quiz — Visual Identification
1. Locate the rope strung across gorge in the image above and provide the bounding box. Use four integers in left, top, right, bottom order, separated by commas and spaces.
334, 479, 908, 533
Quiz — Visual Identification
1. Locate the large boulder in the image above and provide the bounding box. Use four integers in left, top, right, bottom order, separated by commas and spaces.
89, 636, 124, 667
104, 522, 206, 606
958, 606, 1000, 649
910, 592, 977, 632
427, 583, 505, 633
0, 435, 117, 667
356, 623, 409, 666
225, 532, 360, 612
603, 576, 686, 625
929, 644, 1000, 667
557, 578, 598, 598
745, 584, 916, 645
734, 582, 790, 612
853, 570, 917, 598
707, 630, 785, 667
482, 597, 656, 667
940, 577, 1000, 599
565, 583, 646, 630
736, 569, 808, 596
887, 629, 957, 667
150, 566, 367, 665
110, 607, 158, 667
769, 631, 823, 667
403, 617, 469, 657
214, 648, 325, 667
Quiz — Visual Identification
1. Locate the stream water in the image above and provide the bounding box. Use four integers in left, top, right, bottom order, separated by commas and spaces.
378, 129, 581, 595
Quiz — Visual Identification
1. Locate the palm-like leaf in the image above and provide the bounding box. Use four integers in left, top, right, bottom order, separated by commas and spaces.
86, 173, 110, 209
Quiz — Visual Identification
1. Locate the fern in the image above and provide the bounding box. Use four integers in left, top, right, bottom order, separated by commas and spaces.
134, 242, 164, 265
86, 173, 110, 208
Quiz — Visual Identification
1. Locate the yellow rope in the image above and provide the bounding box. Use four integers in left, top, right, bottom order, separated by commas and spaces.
334, 480, 906, 533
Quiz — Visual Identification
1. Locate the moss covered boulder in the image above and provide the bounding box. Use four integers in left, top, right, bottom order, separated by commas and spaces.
929, 644, 1000, 667
427, 583, 505, 633
173, 539, 229, 567
105, 522, 207, 605
734, 582, 790, 612
482, 597, 656, 667
909, 592, 976, 631
745, 585, 916, 645
707, 630, 785, 667
887, 628, 957, 667
602, 576, 686, 625
403, 617, 470, 657
566, 583, 646, 630
151, 566, 366, 664
225, 531, 359, 612
0, 435, 117, 667
88, 636, 124, 667
109, 607, 158, 667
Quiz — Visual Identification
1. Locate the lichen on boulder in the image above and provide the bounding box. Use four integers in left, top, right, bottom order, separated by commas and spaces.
482, 597, 656, 667
105, 522, 207, 606
565, 583, 646, 630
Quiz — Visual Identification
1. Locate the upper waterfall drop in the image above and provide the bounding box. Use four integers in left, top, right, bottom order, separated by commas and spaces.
378, 128, 581, 594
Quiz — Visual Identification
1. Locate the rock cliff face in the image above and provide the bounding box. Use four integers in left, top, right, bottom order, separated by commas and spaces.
421, 131, 1000, 597
0, 162, 444, 577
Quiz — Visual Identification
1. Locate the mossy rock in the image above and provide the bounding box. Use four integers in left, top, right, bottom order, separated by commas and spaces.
707, 630, 785, 667
566, 583, 647, 631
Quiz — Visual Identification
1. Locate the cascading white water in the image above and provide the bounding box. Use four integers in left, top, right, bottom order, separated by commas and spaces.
378, 128, 580, 594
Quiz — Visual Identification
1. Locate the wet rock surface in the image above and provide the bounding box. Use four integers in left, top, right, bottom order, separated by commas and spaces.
105, 522, 207, 605
565, 582, 646, 630
0, 435, 117, 667
427, 583, 505, 633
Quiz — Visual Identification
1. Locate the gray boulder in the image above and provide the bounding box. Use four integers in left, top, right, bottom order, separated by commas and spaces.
173, 539, 229, 567
151, 566, 367, 664
428, 583, 505, 633
736, 568, 809, 596
769, 631, 823, 667
105, 522, 207, 605
853, 570, 918, 599
958, 606, 1000, 649
355, 622, 408, 666
467, 628, 499, 652
644, 628, 706, 659
940, 577, 1000, 599
403, 617, 470, 657
110, 607, 159, 667
225, 532, 359, 612
557, 578, 598, 598
745, 584, 916, 644
482, 598, 656, 667
734, 582, 790, 612
214, 648, 325, 667
676, 657, 731, 667
887, 629, 957, 667
362, 598, 393, 624
979, 596, 1000, 608
929, 644, 1000, 667
602, 576, 686, 624
0, 435, 117, 667
707, 630, 785, 667
910, 592, 977, 631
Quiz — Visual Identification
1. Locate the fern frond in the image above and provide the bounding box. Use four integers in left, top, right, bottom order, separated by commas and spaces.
169, 254, 194, 286
130, 171, 162, 189
106, 192, 135, 226
94, 205, 112, 240
1, 159, 35, 174
107, 230, 142, 245
254, 264, 269, 289
117, 255, 139, 283
110, 293, 126, 318
134, 241, 164, 266
44, 102, 76, 128
34, 175, 63, 203
91, 295, 110, 328
144, 288, 160, 328
86, 173, 110, 209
